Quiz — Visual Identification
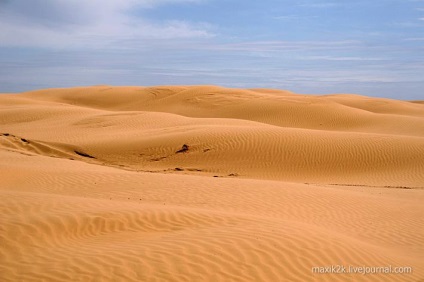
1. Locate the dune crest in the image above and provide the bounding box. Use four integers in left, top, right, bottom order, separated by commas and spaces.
1, 86, 423, 281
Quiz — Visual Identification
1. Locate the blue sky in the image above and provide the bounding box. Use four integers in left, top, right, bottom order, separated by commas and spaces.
0, 0, 423, 99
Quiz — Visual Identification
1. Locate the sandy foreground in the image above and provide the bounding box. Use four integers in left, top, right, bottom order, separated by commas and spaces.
0, 85, 423, 281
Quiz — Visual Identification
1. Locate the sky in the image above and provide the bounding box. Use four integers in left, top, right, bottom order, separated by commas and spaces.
0, 0, 423, 99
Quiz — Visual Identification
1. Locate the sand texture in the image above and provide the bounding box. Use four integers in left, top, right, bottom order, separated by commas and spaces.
1, 85, 423, 281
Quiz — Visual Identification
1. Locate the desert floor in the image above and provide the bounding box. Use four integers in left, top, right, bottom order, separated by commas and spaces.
1, 86, 423, 281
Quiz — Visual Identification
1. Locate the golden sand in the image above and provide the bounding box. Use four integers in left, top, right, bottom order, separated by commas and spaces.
1, 86, 423, 281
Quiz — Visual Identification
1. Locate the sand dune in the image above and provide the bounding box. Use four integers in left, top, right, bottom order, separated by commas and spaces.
1, 86, 423, 281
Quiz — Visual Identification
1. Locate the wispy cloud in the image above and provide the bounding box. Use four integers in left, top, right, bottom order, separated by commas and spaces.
298, 2, 340, 8
272, 15, 304, 21
300, 56, 386, 62
403, 37, 424, 41
205, 40, 363, 53
0, 0, 213, 48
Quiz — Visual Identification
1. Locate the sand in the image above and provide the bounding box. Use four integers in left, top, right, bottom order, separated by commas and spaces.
1, 85, 423, 281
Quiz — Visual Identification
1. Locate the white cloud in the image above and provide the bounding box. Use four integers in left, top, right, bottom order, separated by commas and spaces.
403, 37, 424, 41
0, 0, 212, 48
300, 56, 385, 61
207, 40, 362, 53
272, 15, 302, 21
298, 2, 340, 8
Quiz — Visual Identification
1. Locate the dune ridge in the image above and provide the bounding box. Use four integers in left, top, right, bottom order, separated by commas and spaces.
1, 86, 423, 281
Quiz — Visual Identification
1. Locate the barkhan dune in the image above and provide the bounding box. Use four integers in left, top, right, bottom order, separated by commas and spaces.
1, 85, 423, 282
